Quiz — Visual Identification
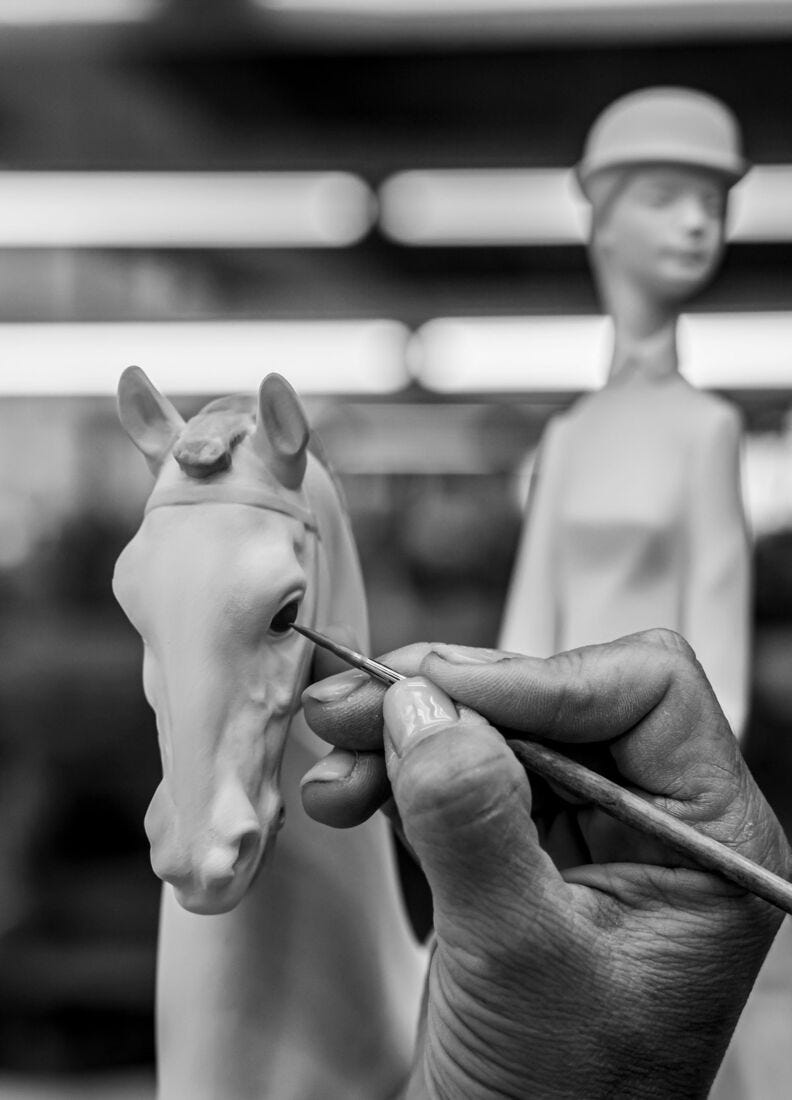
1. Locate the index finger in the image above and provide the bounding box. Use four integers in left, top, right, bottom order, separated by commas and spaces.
301, 642, 435, 750
422, 630, 787, 869
422, 630, 725, 781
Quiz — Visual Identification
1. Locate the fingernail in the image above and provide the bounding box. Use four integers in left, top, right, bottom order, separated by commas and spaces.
428, 644, 509, 666
302, 669, 370, 705
300, 750, 357, 787
383, 676, 458, 757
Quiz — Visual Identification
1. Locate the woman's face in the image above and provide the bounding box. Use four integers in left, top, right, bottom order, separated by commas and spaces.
593, 165, 727, 302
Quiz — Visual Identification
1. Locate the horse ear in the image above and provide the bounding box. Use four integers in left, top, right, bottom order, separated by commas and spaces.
252, 374, 310, 489
117, 366, 185, 475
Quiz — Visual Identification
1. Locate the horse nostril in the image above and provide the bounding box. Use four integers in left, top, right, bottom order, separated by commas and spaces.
233, 827, 262, 875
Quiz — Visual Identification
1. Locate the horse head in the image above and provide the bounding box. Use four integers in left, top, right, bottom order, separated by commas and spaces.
112, 368, 356, 916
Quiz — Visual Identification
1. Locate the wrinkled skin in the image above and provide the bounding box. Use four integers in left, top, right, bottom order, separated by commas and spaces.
301, 629, 791, 1099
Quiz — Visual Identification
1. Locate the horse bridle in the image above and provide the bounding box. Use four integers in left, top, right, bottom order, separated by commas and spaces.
145, 484, 319, 534
144, 482, 323, 719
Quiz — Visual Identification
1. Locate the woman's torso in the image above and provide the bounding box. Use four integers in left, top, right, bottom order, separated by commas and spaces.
550, 376, 714, 651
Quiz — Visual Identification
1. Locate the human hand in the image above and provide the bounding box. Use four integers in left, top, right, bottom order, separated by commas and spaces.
300, 630, 790, 1099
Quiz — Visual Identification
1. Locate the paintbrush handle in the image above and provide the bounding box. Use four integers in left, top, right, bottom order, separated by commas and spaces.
507, 738, 792, 917
294, 624, 792, 914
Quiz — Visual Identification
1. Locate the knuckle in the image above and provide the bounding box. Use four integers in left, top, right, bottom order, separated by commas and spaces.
636, 627, 694, 662
631, 629, 706, 700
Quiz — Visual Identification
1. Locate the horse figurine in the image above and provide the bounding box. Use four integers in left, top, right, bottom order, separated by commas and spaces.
112, 367, 426, 1099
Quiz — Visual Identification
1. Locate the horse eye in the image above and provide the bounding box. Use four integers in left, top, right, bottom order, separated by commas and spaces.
269, 599, 300, 635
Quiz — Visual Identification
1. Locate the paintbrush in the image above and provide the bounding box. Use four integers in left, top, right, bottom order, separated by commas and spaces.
293, 623, 792, 918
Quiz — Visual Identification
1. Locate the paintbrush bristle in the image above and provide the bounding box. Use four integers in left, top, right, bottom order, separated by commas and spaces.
291, 623, 404, 685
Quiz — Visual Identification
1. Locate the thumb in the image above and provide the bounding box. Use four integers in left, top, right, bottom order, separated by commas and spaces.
382, 677, 567, 936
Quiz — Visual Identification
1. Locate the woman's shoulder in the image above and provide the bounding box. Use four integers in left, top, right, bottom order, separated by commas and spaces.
550, 380, 742, 433
555, 383, 742, 460
669, 381, 743, 436
603, 377, 740, 429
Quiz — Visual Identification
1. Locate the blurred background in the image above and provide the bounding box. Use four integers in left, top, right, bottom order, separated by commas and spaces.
3, 1, 792, 1096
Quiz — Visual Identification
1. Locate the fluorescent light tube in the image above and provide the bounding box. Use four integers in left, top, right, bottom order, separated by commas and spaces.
0, 173, 373, 248
0, 320, 409, 395
414, 313, 792, 391
0, 0, 158, 23
263, 0, 783, 13
380, 166, 792, 246
381, 169, 587, 246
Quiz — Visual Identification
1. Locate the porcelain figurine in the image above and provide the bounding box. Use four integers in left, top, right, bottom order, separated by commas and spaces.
113, 368, 426, 1099
499, 87, 751, 737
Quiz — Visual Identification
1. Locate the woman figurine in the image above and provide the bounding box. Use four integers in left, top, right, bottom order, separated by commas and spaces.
499, 87, 751, 737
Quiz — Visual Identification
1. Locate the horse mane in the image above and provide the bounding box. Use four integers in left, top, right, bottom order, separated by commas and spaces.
171, 393, 348, 514
306, 429, 349, 515
172, 395, 256, 479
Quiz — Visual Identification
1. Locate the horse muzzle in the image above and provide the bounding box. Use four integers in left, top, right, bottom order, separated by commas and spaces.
144, 780, 283, 915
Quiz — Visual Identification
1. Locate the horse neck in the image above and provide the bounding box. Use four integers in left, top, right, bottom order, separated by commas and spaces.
302, 451, 370, 654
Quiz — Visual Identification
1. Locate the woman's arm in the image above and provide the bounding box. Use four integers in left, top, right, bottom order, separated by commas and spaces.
684, 403, 751, 738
